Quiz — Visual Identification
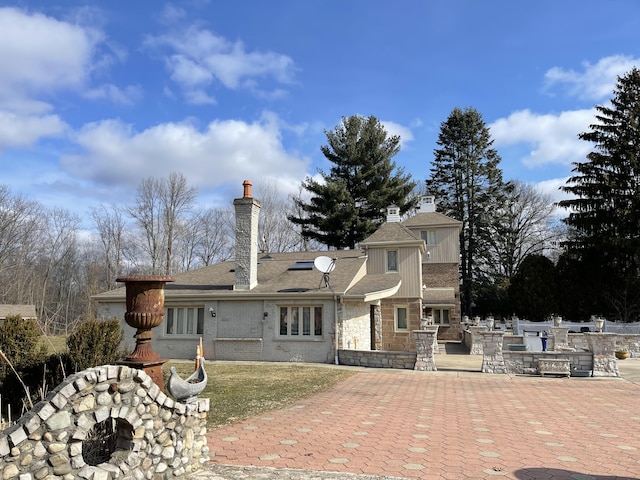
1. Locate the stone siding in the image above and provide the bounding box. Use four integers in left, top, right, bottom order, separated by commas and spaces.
380, 298, 422, 351
341, 301, 371, 351
338, 350, 416, 369
422, 263, 461, 341
0, 365, 209, 479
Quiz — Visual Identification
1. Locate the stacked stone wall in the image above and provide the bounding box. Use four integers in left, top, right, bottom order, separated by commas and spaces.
503, 351, 593, 375
0, 365, 209, 479
338, 350, 416, 369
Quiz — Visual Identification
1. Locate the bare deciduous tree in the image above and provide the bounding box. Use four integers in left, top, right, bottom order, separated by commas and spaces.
488, 180, 560, 279
91, 204, 126, 290
162, 172, 197, 274
126, 173, 197, 275
255, 180, 305, 253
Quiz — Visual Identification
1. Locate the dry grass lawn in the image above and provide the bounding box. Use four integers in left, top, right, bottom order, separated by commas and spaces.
37, 336, 67, 354
165, 362, 354, 429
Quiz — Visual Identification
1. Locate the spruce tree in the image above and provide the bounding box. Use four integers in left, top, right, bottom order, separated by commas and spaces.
425, 107, 507, 316
290, 115, 417, 249
558, 67, 640, 321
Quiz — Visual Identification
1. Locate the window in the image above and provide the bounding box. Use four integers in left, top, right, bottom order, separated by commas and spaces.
387, 250, 398, 272
279, 306, 323, 337
395, 306, 408, 331
432, 308, 450, 325
421, 229, 437, 245
288, 261, 314, 270
165, 307, 205, 335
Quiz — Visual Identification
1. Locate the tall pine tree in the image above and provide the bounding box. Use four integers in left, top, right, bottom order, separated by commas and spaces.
289, 115, 416, 249
558, 67, 640, 321
425, 107, 507, 316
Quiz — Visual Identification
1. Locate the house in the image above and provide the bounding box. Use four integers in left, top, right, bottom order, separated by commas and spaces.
0, 305, 37, 322
94, 181, 461, 363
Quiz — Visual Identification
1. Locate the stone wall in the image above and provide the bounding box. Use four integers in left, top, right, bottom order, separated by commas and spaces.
503, 351, 593, 375
338, 350, 416, 369
0, 365, 209, 479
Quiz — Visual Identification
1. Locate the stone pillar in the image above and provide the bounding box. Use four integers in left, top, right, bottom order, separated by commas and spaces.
413, 330, 437, 371
373, 304, 383, 350
423, 324, 440, 354
551, 327, 569, 350
469, 326, 486, 354
480, 331, 507, 374
585, 332, 619, 377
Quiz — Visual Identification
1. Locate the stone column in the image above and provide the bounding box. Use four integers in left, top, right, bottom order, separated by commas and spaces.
551, 327, 569, 350
373, 304, 383, 350
480, 331, 507, 374
423, 324, 440, 354
413, 330, 437, 371
469, 326, 486, 354
585, 332, 619, 377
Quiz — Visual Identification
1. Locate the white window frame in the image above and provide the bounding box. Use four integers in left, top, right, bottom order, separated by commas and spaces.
278, 305, 323, 338
386, 249, 398, 272
432, 308, 450, 325
395, 305, 409, 331
165, 306, 205, 336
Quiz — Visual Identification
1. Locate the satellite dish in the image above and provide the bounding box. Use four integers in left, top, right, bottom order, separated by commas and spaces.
314, 256, 335, 274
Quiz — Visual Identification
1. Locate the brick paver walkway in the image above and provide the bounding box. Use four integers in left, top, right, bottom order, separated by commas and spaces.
207, 369, 640, 479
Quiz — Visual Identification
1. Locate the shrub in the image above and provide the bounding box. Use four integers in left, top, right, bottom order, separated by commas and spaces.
0, 315, 48, 418
0, 315, 46, 369
67, 318, 125, 372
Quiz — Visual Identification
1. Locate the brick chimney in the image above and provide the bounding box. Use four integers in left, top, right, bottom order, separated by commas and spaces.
233, 180, 261, 290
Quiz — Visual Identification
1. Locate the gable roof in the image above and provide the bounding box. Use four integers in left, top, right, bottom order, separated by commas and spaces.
93, 250, 401, 303
360, 222, 425, 251
0, 304, 37, 319
402, 211, 462, 228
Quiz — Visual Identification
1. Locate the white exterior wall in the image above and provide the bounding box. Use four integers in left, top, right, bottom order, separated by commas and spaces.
99, 297, 340, 364
340, 301, 371, 350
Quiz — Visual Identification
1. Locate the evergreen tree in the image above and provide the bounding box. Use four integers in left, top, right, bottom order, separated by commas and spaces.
508, 254, 558, 321
558, 68, 640, 321
290, 115, 417, 249
425, 107, 507, 316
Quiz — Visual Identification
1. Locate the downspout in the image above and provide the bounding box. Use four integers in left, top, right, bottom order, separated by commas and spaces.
334, 293, 339, 365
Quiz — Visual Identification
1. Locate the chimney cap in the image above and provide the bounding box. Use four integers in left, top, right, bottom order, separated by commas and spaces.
242, 180, 253, 198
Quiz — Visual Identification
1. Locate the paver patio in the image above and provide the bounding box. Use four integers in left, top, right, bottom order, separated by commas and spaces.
206, 361, 640, 480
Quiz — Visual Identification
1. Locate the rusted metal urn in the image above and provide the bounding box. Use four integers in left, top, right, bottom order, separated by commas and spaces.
116, 275, 174, 390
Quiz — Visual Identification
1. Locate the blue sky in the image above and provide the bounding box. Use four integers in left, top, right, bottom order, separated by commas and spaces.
2, 1, 640, 229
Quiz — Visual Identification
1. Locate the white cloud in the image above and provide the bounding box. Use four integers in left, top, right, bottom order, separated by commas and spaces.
381, 121, 414, 147
0, 7, 132, 149
145, 25, 295, 103
0, 111, 67, 151
62, 114, 310, 197
490, 109, 593, 167
84, 84, 143, 105
0, 7, 96, 101
544, 54, 640, 101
